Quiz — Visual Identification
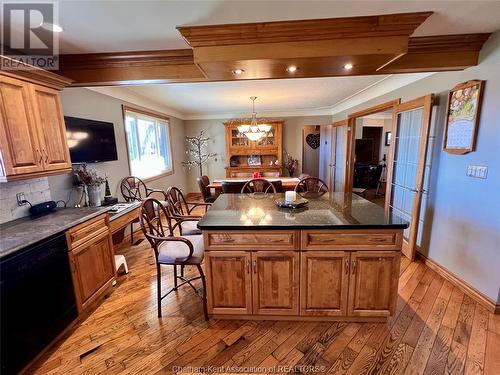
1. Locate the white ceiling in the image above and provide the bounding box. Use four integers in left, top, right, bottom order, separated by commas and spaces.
48, 1, 500, 54
92, 73, 432, 119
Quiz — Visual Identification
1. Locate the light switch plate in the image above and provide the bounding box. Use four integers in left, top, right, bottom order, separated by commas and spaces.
466, 165, 488, 179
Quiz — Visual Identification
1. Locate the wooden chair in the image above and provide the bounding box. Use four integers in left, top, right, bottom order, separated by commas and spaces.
221, 181, 246, 193
120, 176, 168, 243
196, 176, 216, 203
294, 177, 329, 197
299, 173, 310, 180
166, 186, 210, 236
140, 198, 208, 320
241, 178, 281, 194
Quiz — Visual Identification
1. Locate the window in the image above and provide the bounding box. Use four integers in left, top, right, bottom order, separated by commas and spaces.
123, 107, 174, 180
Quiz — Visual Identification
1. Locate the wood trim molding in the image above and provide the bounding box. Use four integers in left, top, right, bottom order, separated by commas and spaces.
177, 12, 433, 47
59, 49, 196, 69
407, 33, 491, 53
347, 99, 401, 119
0, 56, 72, 89
57, 49, 205, 86
416, 251, 499, 314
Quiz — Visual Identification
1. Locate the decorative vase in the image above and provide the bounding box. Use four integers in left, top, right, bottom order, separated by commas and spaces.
87, 185, 102, 207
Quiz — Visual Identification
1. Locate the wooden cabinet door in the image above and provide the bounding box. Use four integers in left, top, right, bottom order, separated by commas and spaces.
0, 75, 44, 175
300, 251, 349, 316
348, 251, 400, 317
205, 251, 252, 315
69, 230, 115, 312
252, 251, 299, 315
30, 84, 71, 171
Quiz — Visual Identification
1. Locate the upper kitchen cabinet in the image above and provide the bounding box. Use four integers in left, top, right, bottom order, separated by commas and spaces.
0, 68, 72, 182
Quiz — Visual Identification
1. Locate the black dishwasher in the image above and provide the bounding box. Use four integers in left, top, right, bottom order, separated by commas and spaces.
1, 233, 78, 375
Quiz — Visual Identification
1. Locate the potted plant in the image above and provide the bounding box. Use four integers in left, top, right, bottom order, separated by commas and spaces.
74, 164, 106, 207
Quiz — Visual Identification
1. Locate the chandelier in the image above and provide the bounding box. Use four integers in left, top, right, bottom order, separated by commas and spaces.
238, 96, 271, 141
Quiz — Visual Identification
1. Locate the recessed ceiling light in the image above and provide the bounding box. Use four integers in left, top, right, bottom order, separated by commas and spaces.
232, 69, 244, 75
43, 23, 63, 32
286, 66, 298, 73
344, 63, 354, 70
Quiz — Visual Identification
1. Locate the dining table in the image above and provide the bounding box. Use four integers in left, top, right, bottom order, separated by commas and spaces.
207, 177, 300, 194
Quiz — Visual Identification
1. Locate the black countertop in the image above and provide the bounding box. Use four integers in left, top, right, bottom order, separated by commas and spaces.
197, 193, 408, 230
0, 201, 141, 258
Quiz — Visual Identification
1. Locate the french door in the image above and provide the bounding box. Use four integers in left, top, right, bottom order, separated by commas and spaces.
385, 95, 434, 260
331, 120, 349, 193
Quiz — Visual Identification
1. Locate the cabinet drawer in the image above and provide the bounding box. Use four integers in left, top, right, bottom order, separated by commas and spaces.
110, 207, 139, 234
204, 231, 299, 250
67, 214, 109, 249
302, 230, 402, 250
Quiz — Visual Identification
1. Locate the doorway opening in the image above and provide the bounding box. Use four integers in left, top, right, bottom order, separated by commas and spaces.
352, 111, 393, 207
302, 125, 321, 177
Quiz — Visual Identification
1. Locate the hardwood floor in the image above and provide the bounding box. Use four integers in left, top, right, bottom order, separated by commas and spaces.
28, 234, 499, 374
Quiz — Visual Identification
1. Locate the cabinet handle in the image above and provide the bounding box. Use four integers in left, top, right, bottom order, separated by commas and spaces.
252, 260, 257, 274
245, 259, 250, 274
344, 258, 349, 274
351, 260, 357, 274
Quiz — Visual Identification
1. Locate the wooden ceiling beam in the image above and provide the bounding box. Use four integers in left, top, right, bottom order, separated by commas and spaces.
57, 49, 206, 86
379, 33, 491, 73
177, 12, 433, 47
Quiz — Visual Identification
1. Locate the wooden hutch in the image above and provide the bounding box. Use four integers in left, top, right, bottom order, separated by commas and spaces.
224, 119, 283, 177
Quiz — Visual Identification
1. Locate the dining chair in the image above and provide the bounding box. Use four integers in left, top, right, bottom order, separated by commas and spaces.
140, 198, 208, 320
299, 173, 310, 180
120, 176, 169, 244
221, 181, 246, 193
294, 177, 329, 196
166, 186, 210, 236
241, 178, 281, 194
196, 176, 216, 203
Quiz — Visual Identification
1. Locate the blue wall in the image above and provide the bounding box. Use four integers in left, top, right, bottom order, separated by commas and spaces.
332, 31, 500, 301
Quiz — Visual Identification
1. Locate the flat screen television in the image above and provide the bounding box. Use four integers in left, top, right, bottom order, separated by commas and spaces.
64, 116, 118, 163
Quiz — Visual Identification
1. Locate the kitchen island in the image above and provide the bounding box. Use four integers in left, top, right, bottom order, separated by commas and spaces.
197, 192, 408, 322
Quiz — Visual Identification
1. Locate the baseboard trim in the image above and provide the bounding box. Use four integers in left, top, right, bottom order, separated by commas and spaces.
416, 251, 499, 314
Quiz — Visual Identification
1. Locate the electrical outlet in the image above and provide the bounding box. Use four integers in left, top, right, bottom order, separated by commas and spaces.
16, 192, 26, 206
466, 165, 488, 179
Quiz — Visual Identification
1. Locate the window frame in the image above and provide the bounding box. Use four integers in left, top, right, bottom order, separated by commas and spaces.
122, 105, 175, 182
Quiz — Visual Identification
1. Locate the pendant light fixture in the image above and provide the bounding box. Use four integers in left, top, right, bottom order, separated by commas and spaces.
238, 96, 271, 141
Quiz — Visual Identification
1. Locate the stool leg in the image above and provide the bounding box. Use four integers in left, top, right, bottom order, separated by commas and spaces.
180, 265, 185, 278
130, 223, 134, 244
173, 265, 178, 290
197, 265, 209, 321
156, 264, 162, 317
123, 259, 129, 274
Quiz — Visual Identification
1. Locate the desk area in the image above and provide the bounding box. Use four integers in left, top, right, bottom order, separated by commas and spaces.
197, 193, 407, 322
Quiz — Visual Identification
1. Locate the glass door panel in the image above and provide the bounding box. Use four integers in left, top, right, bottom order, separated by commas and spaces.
386, 95, 433, 260
332, 124, 347, 193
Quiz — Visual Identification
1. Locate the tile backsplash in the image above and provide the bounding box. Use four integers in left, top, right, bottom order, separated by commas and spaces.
0, 178, 52, 224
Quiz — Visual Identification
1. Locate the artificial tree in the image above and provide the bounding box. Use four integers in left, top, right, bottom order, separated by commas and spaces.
181, 130, 217, 176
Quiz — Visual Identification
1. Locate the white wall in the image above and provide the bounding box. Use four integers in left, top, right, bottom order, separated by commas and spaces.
184, 115, 332, 192
332, 31, 500, 302
49, 88, 188, 206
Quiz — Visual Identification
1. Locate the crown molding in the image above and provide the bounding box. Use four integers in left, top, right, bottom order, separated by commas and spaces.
177, 12, 433, 47
330, 73, 434, 115
84, 87, 187, 120
183, 107, 334, 121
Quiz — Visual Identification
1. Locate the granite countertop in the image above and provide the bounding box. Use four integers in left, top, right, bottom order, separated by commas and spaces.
0, 206, 111, 258
197, 192, 409, 230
